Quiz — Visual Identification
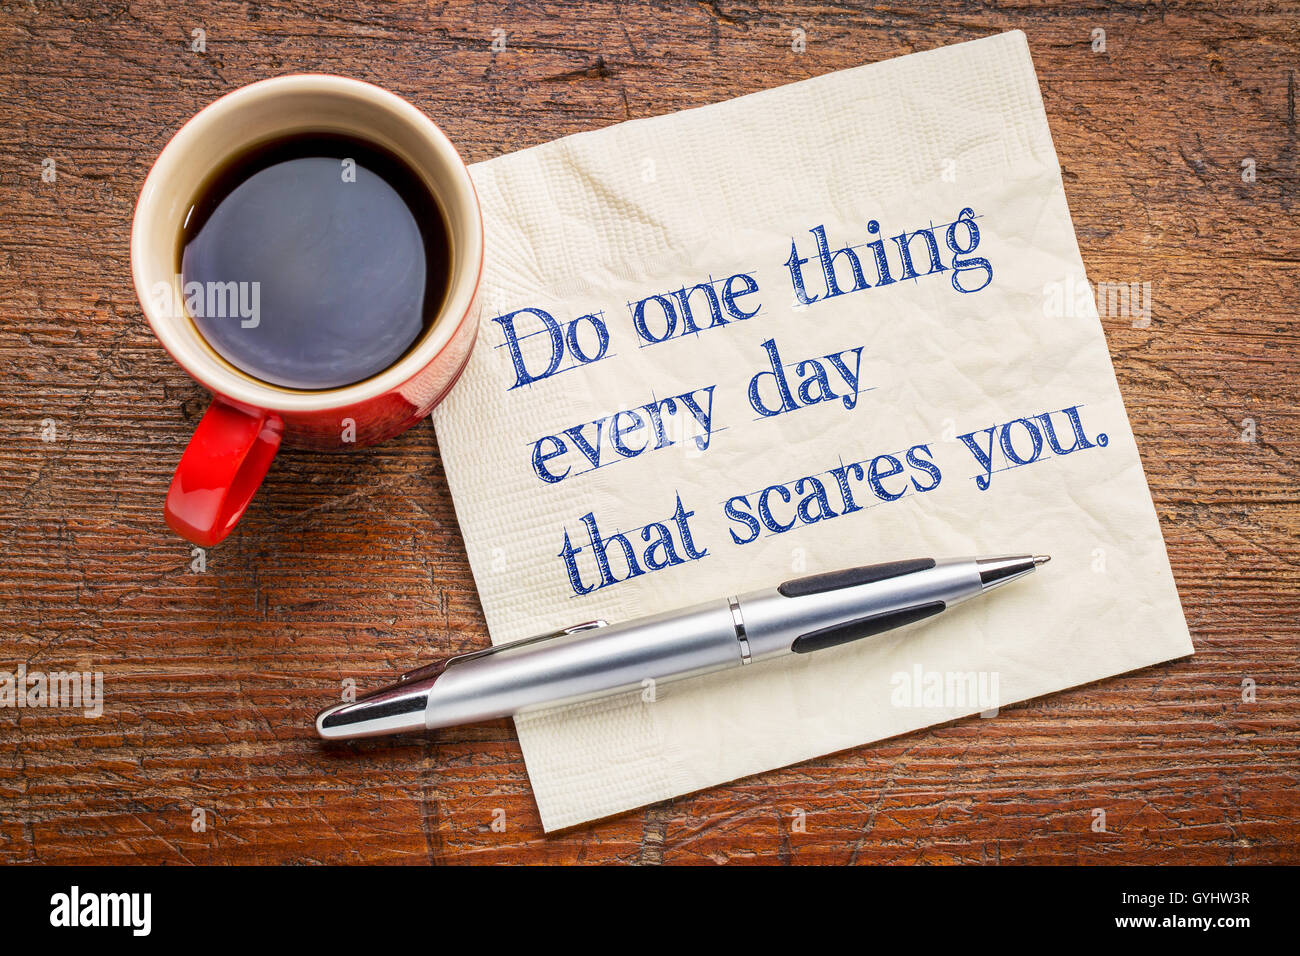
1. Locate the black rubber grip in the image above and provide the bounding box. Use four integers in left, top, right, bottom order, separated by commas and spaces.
791, 601, 946, 653
778, 558, 936, 598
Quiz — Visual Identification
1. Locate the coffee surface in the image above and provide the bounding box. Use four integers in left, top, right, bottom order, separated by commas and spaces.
180, 134, 450, 390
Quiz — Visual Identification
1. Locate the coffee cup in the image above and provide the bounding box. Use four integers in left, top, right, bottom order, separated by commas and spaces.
131, 75, 483, 547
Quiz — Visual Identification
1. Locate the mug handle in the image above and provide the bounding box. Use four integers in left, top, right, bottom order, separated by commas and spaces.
164, 399, 283, 547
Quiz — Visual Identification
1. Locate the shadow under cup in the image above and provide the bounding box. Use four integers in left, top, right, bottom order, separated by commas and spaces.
131, 75, 483, 547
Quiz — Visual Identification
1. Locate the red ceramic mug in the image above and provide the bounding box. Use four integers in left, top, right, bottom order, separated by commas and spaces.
131, 76, 483, 547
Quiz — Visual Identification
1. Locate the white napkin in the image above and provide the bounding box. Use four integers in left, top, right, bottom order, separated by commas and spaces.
433, 30, 1192, 831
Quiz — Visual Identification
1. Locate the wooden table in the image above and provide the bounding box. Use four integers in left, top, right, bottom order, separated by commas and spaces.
1, 1, 1296, 865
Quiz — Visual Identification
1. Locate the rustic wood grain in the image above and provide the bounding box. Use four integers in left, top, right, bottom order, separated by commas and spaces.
0, 0, 1297, 865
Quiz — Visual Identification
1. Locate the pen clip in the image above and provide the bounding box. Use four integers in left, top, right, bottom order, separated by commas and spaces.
398, 620, 608, 683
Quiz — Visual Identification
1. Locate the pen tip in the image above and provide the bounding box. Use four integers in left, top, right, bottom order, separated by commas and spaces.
1033, 555, 1051, 566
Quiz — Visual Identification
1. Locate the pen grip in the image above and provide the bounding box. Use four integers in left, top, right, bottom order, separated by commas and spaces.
777, 558, 936, 598
738, 557, 985, 661
791, 601, 946, 653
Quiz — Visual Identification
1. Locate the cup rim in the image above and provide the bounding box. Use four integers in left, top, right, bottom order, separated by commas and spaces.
130, 74, 484, 412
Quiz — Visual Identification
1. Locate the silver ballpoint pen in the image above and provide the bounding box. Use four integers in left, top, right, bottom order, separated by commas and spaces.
316, 554, 1050, 740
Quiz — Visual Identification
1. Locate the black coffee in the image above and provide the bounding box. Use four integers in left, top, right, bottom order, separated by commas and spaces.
179, 133, 450, 390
